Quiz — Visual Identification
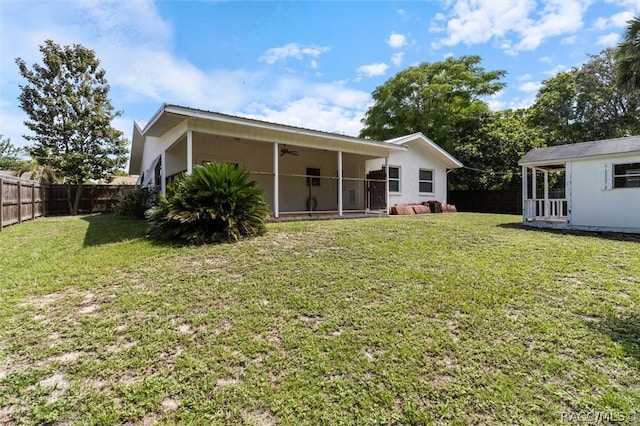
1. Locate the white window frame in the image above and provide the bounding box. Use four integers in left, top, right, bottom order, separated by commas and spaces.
419, 169, 434, 194
388, 166, 401, 193
613, 162, 640, 189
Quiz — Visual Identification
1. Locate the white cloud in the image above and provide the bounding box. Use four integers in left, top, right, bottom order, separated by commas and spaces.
431, 0, 588, 55
387, 32, 407, 49
519, 81, 541, 92
511, 0, 585, 53
542, 64, 568, 76
539, 56, 552, 63
593, 17, 608, 30
357, 63, 389, 77
486, 91, 506, 110
597, 32, 620, 46
391, 52, 405, 66
611, 11, 635, 28
259, 43, 330, 65
508, 95, 537, 110
244, 97, 366, 136
518, 74, 532, 82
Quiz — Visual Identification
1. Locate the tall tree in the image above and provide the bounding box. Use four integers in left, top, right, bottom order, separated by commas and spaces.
451, 109, 546, 190
359, 56, 506, 152
16, 40, 128, 215
529, 49, 640, 145
0, 135, 26, 171
615, 16, 640, 91
527, 72, 579, 146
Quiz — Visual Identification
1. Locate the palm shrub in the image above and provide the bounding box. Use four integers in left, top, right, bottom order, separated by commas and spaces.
147, 162, 270, 244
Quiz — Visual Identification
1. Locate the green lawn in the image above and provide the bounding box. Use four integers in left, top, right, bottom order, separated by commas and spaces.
1, 213, 639, 425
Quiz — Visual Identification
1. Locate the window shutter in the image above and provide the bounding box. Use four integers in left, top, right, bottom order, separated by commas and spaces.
602, 163, 611, 191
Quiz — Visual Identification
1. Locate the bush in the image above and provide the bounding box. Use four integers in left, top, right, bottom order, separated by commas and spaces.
114, 186, 158, 219
147, 163, 271, 244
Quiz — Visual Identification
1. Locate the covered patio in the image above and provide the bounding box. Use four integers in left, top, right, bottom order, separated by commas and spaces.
131, 105, 406, 218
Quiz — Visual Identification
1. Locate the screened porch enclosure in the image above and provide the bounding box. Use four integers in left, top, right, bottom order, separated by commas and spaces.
162, 130, 389, 217
521, 164, 568, 223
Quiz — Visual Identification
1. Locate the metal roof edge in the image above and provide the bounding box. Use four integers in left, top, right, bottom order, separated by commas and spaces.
158, 104, 407, 151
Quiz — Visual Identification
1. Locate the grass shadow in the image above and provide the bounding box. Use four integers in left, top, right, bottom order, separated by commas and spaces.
81, 213, 149, 247
590, 314, 640, 367
498, 222, 640, 243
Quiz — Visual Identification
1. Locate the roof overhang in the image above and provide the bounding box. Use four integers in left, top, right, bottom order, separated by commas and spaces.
386, 132, 463, 169
519, 137, 640, 167
128, 120, 146, 175
131, 103, 407, 160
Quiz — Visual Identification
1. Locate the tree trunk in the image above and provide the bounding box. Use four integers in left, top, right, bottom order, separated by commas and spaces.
66, 183, 83, 215
72, 184, 83, 215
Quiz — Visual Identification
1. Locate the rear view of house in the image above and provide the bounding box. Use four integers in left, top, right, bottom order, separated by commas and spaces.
129, 104, 462, 219
519, 136, 640, 233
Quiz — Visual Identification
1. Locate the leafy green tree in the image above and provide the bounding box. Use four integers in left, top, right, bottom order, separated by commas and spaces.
451, 109, 546, 190
615, 16, 640, 91
359, 56, 506, 152
527, 72, 579, 145
16, 40, 128, 215
148, 163, 271, 244
529, 49, 640, 145
0, 135, 25, 171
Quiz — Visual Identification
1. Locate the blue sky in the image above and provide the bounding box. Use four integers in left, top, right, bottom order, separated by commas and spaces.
1, 0, 639, 152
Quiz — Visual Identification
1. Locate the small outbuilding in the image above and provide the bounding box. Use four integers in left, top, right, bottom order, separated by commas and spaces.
518, 136, 640, 233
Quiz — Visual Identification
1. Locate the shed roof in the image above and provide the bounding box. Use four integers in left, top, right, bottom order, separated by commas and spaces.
519, 136, 640, 166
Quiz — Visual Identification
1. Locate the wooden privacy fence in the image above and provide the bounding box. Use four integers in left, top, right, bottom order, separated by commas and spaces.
46, 184, 125, 216
0, 176, 46, 231
448, 189, 522, 215
0, 177, 127, 231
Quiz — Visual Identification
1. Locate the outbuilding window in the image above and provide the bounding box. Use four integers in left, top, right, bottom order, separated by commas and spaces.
388, 166, 400, 192
613, 163, 640, 188
419, 169, 434, 193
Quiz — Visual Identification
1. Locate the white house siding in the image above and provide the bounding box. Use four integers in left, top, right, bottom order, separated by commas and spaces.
569, 154, 640, 231
366, 140, 450, 206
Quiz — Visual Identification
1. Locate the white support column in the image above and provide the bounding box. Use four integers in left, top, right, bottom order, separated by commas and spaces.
337, 151, 343, 216
521, 166, 528, 220
186, 130, 193, 175
273, 142, 279, 218
160, 152, 166, 195
565, 163, 571, 222
531, 168, 538, 219
385, 157, 390, 215
543, 170, 549, 218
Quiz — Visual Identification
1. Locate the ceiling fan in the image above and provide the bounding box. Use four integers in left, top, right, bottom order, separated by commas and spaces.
280, 145, 299, 156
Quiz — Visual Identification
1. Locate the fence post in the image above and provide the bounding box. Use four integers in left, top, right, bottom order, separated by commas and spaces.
17, 180, 22, 224
32, 182, 36, 220
0, 177, 4, 232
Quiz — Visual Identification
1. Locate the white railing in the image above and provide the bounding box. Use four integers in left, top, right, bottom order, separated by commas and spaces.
523, 198, 567, 221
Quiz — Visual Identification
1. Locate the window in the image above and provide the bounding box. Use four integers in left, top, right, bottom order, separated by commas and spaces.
307, 167, 321, 186
388, 166, 400, 192
614, 163, 640, 188
419, 169, 434, 193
